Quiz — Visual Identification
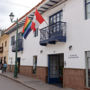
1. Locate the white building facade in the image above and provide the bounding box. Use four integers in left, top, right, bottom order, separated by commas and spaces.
6, 0, 90, 90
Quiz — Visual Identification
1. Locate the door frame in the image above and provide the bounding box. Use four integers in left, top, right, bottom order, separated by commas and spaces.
48, 53, 64, 85
17, 57, 20, 73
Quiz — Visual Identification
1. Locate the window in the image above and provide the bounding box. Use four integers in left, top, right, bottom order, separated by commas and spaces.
85, 0, 90, 19
5, 41, 6, 47
11, 36, 15, 45
18, 32, 23, 39
86, 51, 90, 87
49, 10, 63, 25
0, 58, 2, 64
34, 28, 38, 37
4, 56, 6, 63
2, 43, 3, 47
33, 56, 37, 74
49, 10, 63, 34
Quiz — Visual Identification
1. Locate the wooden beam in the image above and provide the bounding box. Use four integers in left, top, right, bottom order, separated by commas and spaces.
40, 7, 49, 10
45, 4, 53, 7
50, 0, 58, 3
38, 10, 45, 12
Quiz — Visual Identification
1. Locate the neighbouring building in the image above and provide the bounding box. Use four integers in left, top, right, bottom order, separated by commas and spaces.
0, 30, 9, 64
5, 0, 90, 90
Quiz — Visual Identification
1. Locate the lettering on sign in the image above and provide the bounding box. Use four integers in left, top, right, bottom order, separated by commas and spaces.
68, 54, 79, 59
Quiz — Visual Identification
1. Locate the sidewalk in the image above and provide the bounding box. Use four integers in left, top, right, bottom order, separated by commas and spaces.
0, 72, 75, 90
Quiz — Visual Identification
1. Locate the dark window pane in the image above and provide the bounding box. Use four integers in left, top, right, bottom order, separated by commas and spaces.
86, 0, 90, 3
5, 41, 7, 47
85, 0, 90, 19
11, 36, 15, 45
87, 4, 90, 18
33, 56, 37, 74
34, 28, 38, 37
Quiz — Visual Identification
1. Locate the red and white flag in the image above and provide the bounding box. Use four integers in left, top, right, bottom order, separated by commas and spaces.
31, 9, 45, 32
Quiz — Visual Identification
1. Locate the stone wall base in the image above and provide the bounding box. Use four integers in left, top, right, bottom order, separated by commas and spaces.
8, 65, 90, 90
7, 65, 14, 72
63, 68, 86, 90
7, 65, 48, 82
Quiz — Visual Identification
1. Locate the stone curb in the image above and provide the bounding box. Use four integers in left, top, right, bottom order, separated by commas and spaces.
0, 74, 36, 90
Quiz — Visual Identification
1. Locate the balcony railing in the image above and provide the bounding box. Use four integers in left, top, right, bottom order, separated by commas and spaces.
40, 21, 66, 46
12, 39, 23, 52
0, 47, 3, 53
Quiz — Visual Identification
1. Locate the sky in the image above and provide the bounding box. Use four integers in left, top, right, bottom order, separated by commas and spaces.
0, 0, 42, 29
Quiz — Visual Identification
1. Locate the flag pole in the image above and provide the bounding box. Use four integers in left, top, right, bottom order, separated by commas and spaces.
44, 20, 48, 26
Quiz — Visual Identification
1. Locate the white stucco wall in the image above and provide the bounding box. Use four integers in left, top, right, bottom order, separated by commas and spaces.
8, 0, 90, 69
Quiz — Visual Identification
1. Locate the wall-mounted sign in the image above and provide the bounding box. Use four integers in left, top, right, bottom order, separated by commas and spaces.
68, 54, 79, 59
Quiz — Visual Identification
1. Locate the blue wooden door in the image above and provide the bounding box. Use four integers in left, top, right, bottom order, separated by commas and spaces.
48, 55, 61, 84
